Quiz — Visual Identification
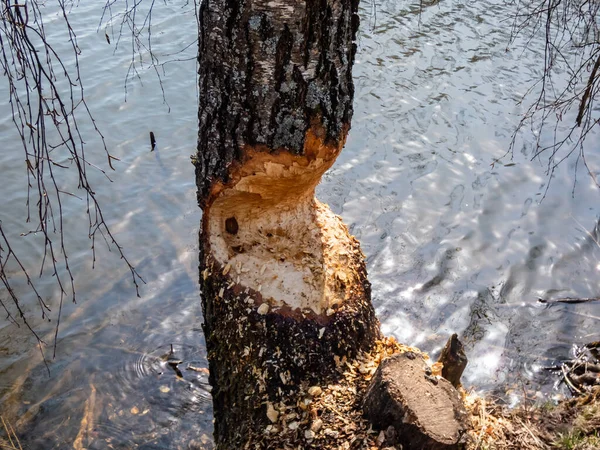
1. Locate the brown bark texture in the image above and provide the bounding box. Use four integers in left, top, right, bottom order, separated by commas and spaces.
194, 0, 381, 448
196, 0, 359, 206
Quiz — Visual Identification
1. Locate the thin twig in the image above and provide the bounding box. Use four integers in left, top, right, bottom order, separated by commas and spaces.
562, 363, 584, 394
506, 0, 600, 191
538, 297, 600, 304
0, 0, 145, 359
0, 415, 23, 450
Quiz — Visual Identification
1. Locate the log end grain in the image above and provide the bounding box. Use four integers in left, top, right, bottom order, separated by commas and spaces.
363, 352, 469, 449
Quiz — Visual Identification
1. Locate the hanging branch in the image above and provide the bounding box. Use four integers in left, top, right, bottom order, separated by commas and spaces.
99, 0, 199, 110
0, 0, 144, 358
507, 0, 600, 193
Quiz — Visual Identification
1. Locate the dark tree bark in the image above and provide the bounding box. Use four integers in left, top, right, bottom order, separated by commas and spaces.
194, 0, 381, 448
196, 0, 360, 205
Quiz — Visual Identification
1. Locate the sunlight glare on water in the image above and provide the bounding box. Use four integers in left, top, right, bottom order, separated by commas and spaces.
0, 0, 599, 447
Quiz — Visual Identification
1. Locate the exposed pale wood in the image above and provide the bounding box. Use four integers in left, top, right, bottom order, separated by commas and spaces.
363, 352, 469, 449
194, 1, 382, 448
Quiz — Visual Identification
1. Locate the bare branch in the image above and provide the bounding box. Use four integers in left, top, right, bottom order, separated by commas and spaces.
0, 0, 145, 358
507, 0, 600, 189
98, 0, 199, 110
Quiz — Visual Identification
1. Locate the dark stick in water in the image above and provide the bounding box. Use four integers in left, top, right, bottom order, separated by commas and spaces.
538, 297, 600, 304
150, 131, 156, 151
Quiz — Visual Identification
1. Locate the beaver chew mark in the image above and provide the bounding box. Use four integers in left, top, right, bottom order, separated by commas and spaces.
207, 148, 362, 316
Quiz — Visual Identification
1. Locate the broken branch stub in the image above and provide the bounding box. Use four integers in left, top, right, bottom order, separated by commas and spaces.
438, 333, 468, 388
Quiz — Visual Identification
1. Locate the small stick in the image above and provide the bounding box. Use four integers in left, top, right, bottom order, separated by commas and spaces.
562, 363, 583, 395
538, 297, 600, 304
570, 373, 600, 387
150, 131, 156, 151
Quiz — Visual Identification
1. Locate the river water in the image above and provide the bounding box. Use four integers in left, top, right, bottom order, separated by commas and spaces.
0, 0, 598, 448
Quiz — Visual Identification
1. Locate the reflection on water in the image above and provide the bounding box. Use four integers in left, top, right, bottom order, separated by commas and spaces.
1, 253, 213, 448
334, 0, 600, 394
0, 0, 599, 447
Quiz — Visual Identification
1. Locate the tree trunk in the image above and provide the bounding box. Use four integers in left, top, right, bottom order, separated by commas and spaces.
194, 0, 382, 447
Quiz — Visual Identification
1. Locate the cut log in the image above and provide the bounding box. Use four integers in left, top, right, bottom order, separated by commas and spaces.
363, 352, 469, 449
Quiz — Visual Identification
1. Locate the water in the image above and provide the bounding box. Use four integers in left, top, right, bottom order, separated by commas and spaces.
1, 0, 599, 447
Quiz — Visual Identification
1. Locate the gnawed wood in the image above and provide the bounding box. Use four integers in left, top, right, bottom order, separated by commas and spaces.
438, 333, 468, 388
363, 352, 469, 449
195, 1, 384, 447
195, 0, 359, 206
200, 227, 380, 447
205, 126, 360, 316
194, 0, 472, 448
